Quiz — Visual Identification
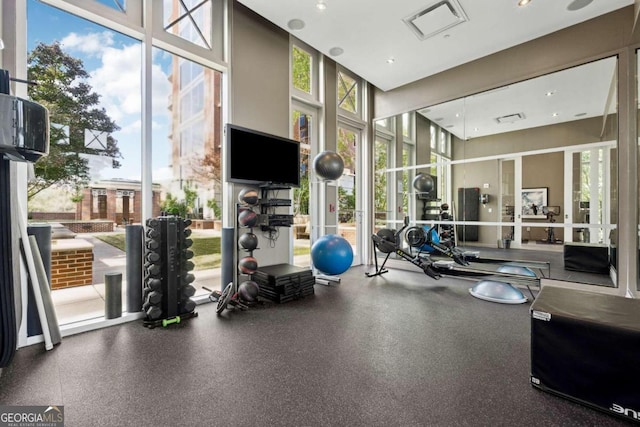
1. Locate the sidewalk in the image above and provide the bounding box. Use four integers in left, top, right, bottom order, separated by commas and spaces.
50, 233, 310, 325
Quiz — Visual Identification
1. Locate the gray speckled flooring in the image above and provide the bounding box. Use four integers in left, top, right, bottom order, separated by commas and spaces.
0, 266, 631, 426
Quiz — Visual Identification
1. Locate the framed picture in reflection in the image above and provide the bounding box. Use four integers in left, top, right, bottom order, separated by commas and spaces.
522, 187, 547, 219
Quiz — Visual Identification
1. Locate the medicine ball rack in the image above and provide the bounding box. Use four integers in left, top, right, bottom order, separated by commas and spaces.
214, 184, 302, 312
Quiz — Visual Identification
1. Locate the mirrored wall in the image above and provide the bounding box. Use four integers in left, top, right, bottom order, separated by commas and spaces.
375, 56, 618, 287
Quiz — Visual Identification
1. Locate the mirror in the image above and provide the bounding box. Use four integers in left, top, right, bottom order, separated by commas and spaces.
375, 56, 618, 288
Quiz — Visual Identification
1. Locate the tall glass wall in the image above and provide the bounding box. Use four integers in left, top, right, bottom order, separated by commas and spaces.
374, 56, 618, 288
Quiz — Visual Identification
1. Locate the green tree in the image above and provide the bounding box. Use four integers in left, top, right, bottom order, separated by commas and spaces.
161, 182, 199, 218
294, 174, 309, 215
292, 46, 311, 93
160, 193, 187, 218
338, 186, 356, 223
26, 42, 121, 200
374, 141, 388, 215
337, 128, 356, 173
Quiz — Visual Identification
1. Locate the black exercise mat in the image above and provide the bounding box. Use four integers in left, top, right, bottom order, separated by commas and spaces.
0, 158, 17, 367
258, 286, 314, 303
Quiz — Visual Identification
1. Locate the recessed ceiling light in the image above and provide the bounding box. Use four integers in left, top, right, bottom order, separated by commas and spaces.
455, 113, 460, 118
287, 19, 305, 31
473, 127, 479, 131
567, 0, 593, 11
518, 0, 531, 6
545, 91, 556, 97
316, 1, 327, 10
386, 57, 395, 64
329, 47, 344, 56
552, 112, 559, 117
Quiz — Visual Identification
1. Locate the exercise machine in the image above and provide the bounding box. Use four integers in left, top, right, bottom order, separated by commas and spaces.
366, 217, 441, 279
542, 206, 561, 244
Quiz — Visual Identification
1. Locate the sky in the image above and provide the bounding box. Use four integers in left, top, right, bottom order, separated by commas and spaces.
27, 0, 174, 183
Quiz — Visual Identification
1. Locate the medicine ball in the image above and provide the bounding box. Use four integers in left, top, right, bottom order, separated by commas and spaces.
238, 232, 258, 251
238, 256, 258, 274
238, 209, 258, 228
238, 187, 259, 206
238, 281, 260, 302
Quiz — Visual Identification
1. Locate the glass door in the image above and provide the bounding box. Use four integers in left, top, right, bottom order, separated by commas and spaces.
337, 123, 363, 265
291, 102, 316, 267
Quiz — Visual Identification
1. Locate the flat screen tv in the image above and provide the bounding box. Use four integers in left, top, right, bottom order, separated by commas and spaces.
226, 124, 300, 187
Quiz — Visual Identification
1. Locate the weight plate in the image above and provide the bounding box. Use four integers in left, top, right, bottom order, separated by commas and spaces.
216, 282, 233, 314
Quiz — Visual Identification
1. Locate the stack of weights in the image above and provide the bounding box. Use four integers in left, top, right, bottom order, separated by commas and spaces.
143, 217, 196, 321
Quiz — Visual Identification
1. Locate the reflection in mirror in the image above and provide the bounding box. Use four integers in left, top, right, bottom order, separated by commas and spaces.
376, 56, 618, 288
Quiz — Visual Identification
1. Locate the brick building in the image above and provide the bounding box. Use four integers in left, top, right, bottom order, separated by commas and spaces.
76, 179, 162, 225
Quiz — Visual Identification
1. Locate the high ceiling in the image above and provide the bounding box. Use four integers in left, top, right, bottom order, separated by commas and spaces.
237, 0, 632, 92
418, 56, 618, 140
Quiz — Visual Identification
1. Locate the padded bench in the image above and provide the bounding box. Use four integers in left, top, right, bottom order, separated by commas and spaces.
563, 242, 609, 274
531, 286, 640, 423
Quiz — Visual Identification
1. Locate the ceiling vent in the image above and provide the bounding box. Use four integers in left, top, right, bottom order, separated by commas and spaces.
403, 0, 468, 41
495, 113, 525, 124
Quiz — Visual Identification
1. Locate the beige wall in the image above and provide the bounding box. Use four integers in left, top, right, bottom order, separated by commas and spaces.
230, 2, 291, 266
449, 117, 604, 245
231, 3, 289, 134
374, 6, 637, 120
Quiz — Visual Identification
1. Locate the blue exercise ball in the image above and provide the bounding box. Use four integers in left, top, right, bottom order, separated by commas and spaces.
311, 234, 353, 275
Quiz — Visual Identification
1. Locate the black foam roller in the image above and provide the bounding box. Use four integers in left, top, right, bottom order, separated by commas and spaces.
105, 273, 122, 319
125, 225, 143, 312
221, 227, 235, 292
26, 224, 51, 337
0, 158, 16, 368
27, 235, 61, 345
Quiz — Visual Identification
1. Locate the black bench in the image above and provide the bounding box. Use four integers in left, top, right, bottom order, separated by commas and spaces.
563, 242, 609, 274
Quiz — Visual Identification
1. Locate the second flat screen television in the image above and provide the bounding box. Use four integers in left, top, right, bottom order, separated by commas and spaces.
226, 124, 300, 187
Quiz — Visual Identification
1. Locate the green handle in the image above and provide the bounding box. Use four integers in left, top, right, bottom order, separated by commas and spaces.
162, 316, 181, 327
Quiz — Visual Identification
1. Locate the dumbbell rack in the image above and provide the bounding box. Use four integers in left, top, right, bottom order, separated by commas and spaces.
143, 216, 198, 328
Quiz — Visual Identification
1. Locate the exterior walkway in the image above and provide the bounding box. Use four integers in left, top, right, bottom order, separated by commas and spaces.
51, 233, 311, 325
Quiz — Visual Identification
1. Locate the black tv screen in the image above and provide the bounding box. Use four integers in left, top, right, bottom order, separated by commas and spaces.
226, 124, 300, 187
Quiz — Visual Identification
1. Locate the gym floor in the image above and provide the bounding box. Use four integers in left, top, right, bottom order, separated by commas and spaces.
0, 265, 628, 426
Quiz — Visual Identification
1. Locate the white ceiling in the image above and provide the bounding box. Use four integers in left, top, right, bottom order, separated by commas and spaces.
418, 56, 618, 140
237, 0, 632, 92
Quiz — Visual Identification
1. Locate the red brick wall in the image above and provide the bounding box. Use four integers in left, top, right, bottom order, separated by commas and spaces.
50, 248, 93, 289
30, 212, 76, 220
60, 221, 114, 233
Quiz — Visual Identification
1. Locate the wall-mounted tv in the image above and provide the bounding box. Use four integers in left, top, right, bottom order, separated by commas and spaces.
226, 123, 300, 187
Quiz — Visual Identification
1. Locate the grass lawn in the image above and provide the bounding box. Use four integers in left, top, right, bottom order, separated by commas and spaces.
294, 244, 310, 256
95, 232, 308, 270
94, 232, 223, 270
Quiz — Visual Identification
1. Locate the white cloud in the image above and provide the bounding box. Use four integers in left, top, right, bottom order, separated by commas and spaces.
88, 43, 172, 124
152, 166, 174, 183
60, 32, 114, 57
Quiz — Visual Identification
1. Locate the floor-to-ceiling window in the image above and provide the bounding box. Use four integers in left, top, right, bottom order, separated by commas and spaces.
24, 0, 226, 332
290, 39, 319, 267
337, 67, 366, 265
